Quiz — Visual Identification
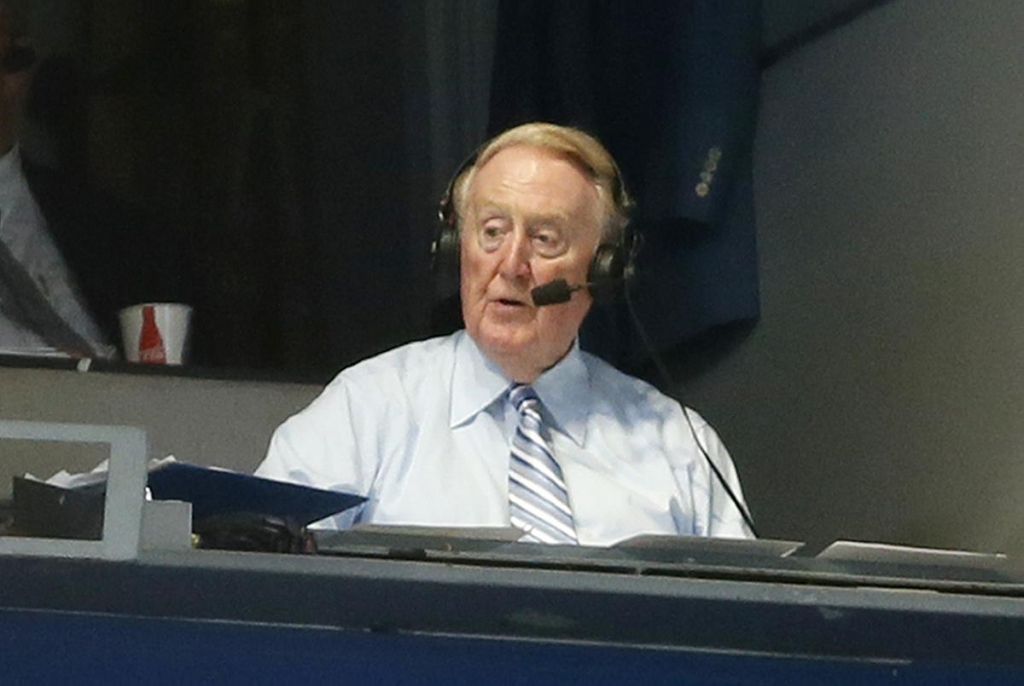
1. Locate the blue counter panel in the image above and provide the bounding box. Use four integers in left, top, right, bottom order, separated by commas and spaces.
1, 607, 1019, 685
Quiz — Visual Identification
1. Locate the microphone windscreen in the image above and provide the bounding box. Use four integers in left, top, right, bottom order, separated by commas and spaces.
531, 279, 574, 306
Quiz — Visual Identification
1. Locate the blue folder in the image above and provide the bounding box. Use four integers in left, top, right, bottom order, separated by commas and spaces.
146, 462, 364, 526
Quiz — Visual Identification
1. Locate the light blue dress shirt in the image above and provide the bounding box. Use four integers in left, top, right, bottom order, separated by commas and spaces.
256, 331, 753, 545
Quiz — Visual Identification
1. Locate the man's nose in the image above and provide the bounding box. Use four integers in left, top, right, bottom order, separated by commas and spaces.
498, 230, 531, 278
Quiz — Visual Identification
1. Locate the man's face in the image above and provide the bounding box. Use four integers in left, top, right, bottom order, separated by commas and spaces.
460, 144, 603, 382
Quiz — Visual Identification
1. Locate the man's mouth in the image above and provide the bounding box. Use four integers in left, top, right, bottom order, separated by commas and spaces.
496, 297, 527, 307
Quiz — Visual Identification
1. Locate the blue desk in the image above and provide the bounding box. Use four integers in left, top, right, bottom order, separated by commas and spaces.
2, 539, 1024, 684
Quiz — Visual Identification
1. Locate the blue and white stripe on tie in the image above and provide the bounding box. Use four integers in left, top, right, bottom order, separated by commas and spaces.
508, 384, 578, 544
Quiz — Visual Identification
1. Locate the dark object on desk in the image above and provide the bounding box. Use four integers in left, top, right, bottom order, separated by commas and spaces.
0, 497, 16, 535
193, 512, 316, 554
11, 476, 104, 540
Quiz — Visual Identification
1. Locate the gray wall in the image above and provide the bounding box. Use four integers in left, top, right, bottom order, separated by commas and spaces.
0, 366, 319, 499
686, 0, 1024, 555
761, 0, 869, 49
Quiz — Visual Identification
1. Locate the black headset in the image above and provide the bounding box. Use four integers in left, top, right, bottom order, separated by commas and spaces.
431, 147, 639, 305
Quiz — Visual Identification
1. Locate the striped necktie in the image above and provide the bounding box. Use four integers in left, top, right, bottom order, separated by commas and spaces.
508, 384, 578, 544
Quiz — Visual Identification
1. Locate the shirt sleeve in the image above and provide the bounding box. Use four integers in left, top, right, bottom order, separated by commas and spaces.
255, 373, 379, 529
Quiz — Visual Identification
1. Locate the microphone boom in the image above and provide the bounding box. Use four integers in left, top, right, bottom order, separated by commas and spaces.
531, 279, 577, 306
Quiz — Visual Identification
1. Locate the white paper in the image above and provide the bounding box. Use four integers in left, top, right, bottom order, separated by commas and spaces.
817, 540, 1007, 569
25, 455, 179, 494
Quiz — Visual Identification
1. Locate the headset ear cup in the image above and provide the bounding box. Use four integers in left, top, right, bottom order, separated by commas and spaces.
430, 223, 461, 300
587, 230, 639, 305
588, 243, 627, 304
432, 147, 479, 303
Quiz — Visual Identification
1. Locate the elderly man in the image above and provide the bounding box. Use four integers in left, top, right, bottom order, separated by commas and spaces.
256, 122, 753, 545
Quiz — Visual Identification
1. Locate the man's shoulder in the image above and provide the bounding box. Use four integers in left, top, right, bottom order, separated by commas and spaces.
580, 350, 691, 418
580, 349, 660, 396
331, 333, 459, 389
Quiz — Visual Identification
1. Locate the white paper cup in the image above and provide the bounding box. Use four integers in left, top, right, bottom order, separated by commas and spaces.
119, 303, 193, 365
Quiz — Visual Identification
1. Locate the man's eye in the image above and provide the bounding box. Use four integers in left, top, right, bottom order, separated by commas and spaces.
532, 232, 566, 257
478, 224, 505, 250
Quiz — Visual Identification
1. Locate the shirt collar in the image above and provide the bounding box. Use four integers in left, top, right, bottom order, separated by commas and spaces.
450, 330, 513, 427
450, 331, 590, 447
533, 341, 590, 447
